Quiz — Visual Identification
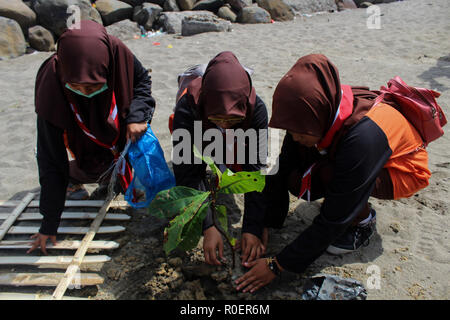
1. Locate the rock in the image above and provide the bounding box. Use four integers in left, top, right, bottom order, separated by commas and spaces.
256, 0, 294, 21
282, 0, 337, 14
144, 0, 166, 7
177, 0, 197, 11
192, 0, 225, 13
336, 0, 357, 10
105, 19, 140, 41
211, 270, 229, 282
181, 263, 216, 279
33, 0, 103, 37
237, 6, 271, 24
120, 0, 145, 5
163, 0, 180, 12
217, 6, 236, 22
157, 10, 215, 34
181, 14, 231, 36
28, 25, 55, 51
96, 0, 134, 26
0, 0, 36, 34
225, 0, 251, 12
358, 2, 373, 8
133, 3, 163, 30
0, 17, 26, 60
168, 257, 183, 267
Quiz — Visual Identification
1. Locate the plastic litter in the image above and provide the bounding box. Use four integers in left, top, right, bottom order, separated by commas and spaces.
301, 274, 367, 300
152, 42, 161, 46
167, 44, 173, 48
125, 125, 176, 208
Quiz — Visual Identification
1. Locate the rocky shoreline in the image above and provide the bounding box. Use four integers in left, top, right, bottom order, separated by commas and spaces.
1, 0, 400, 60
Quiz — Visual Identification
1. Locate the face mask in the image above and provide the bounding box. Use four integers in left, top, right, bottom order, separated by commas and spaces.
65, 83, 108, 98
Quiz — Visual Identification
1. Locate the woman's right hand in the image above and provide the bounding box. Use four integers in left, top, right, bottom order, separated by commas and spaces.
27, 233, 57, 255
203, 226, 225, 265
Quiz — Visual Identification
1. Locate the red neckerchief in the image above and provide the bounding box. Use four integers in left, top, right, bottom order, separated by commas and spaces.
298, 85, 354, 201
69, 92, 133, 192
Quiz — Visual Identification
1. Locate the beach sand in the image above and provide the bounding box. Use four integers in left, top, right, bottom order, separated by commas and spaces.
0, 0, 449, 300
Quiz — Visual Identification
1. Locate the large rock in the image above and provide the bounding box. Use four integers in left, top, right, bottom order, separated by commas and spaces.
0, 0, 36, 34
282, 0, 337, 14
177, 0, 197, 11
120, 0, 145, 5
163, 0, 180, 11
144, 0, 166, 7
217, 5, 236, 22
237, 6, 271, 24
105, 19, 140, 41
336, 0, 357, 10
95, 0, 134, 26
257, 0, 294, 21
225, 0, 251, 12
133, 3, 163, 30
33, 0, 103, 37
192, 0, 224, 13
28, 25, 55, 51
181, 14, 231, 36
157, 10, 215, 34
0, 17, 26, 60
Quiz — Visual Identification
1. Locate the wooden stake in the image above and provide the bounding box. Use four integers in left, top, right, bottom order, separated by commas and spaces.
0, 193, 34, 241
0, 240, 119, 250
52, 198, 114, 300
0, 212, 130, 221
0, 272, 104, 287
7, 226, 125, 235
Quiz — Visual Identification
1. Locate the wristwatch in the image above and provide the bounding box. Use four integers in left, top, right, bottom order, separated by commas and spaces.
266, 257, 281, 276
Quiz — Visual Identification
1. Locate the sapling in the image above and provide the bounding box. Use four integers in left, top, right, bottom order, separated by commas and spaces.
148, 146, 265, 268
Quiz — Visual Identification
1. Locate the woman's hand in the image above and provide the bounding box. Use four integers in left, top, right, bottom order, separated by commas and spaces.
203, 226, 225, 265
27, 233, 57, 255
126, 122, 147, 142
239, 233, 266, 264
235, 258, 277, 293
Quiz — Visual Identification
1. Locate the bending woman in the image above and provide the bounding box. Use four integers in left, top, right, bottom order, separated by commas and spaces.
172, 51, 268, 266
31, 20, 155, 254
236, 54, 431, 293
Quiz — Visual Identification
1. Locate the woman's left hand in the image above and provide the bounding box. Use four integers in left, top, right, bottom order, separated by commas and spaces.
127, 122, 147, 142
235, 258, 277, 293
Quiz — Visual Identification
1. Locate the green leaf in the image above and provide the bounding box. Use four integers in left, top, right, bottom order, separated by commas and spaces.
177, 201, 211, 252
163, 198, 211, 255
230, 238, 237, 247
218, 169, 266, 194
148, 186, 210, 219
215, 205, 228, 234
193, 144, 222, 183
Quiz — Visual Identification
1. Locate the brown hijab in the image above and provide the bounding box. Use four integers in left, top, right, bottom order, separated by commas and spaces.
35, 20, 135, 173
185, 51, 257, 129
270, 54, 379, 154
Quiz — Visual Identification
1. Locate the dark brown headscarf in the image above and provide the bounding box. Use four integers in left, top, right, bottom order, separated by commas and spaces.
35, 20, 135, 173
270, 54, 379, 153
185, 51, 257, 129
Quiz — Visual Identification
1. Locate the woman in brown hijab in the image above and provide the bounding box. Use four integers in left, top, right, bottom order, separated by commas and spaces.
172, 51, 269, 266
30, 20, 155, 254
236, 54, 431, 293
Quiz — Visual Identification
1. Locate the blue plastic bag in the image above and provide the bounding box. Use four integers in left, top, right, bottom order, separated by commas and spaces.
125, 125, 175, 208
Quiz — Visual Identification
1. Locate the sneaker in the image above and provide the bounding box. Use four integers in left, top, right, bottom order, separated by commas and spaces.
66, 183, 89, 200
326, 210, 377, 255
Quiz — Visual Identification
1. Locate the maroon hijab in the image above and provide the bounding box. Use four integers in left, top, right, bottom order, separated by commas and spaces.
270, 54, 378, 153
185, 51, 257, 129
35, 20, 135, 172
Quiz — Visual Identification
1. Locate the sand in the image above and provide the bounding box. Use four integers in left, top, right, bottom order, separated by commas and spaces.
0, 0, 449, 300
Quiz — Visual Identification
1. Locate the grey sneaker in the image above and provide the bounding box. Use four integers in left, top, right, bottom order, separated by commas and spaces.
326, 210, 377, 255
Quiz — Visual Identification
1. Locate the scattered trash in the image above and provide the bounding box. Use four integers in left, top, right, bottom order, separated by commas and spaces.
167, 44, 173, 48
152, 42, 161, 46
271, 19, 275, 23
301, 274, 367, 300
